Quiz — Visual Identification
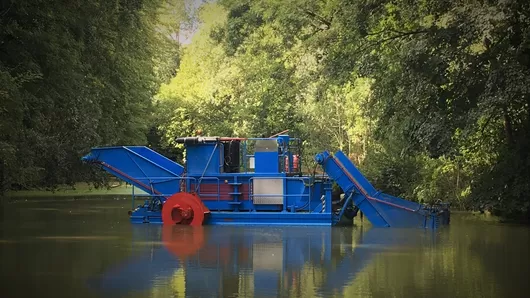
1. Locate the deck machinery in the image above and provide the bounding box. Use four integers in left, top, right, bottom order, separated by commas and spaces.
81, 134, 450, 228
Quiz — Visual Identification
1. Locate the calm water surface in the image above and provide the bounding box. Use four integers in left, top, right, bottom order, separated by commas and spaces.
0, 196, 529, 298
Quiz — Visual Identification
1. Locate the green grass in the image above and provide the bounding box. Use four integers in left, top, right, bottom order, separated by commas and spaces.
6, 182, 147, 198
464, 212, 501, 221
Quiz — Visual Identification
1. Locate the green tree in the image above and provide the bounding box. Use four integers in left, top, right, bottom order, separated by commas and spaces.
153, 0, 530, 220
0, 0, 184, 192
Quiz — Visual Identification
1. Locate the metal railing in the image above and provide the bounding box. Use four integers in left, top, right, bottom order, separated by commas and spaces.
129, 175, 323, 214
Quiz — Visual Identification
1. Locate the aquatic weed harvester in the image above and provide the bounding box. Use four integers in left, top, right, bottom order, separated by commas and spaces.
81, 134, 450, 228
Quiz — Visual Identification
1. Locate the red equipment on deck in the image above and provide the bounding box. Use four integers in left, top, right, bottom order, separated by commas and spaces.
284, 154, 300, 172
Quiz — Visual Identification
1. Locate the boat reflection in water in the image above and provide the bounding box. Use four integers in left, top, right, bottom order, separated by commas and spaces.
88, 224, 437, 298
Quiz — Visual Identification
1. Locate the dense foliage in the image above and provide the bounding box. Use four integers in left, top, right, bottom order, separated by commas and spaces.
155, 0, 530, 221
1, 0, 528, 221
0, 0, 182, 192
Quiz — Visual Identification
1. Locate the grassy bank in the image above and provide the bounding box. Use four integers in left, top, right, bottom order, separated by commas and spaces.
455, 210, 530, 225
5, 182, 147, 198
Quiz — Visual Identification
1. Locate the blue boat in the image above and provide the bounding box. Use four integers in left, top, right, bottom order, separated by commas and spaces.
81, 134, 450, 228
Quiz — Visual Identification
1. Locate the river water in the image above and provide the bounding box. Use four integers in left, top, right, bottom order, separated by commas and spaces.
0, 196, 529, 298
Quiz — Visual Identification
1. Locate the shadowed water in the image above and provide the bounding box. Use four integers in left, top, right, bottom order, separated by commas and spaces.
0, 197, 529, 298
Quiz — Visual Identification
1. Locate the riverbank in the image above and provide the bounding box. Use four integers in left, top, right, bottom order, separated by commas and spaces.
454, 210, 530, 225
2, 186, 526, 225
4, 182, 147, 199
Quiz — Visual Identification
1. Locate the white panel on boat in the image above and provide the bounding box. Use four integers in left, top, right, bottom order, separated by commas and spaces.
253, 178, 284, 205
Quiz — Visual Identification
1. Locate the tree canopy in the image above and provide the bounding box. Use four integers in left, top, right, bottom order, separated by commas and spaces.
0, 0, 184, 190
155, 0, 530, 220
1, 0, 529, 221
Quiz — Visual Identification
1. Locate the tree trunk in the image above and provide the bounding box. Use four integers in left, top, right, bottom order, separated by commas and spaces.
0, 158, 4, 197
455, 162, 459, 198
503, 105, 514, 146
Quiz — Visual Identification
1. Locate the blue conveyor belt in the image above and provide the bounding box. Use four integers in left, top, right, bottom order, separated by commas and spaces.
81, 146, 184, 197
315, 150, 438, 228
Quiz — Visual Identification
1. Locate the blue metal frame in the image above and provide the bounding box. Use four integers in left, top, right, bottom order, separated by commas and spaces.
82, 134, 450, 228
315, 150, 450, 228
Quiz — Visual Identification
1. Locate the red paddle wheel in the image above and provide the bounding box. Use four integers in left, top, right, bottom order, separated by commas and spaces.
161, 192, 210, 226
